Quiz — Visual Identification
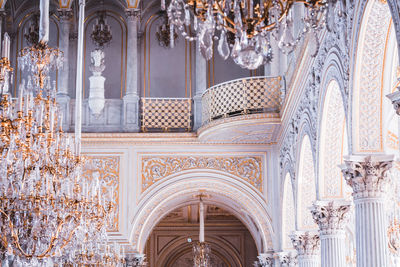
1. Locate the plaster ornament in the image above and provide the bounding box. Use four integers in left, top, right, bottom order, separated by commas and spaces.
88, 48, 106, 115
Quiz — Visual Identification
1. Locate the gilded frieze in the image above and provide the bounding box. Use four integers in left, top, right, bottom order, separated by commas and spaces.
141, 155, 263, 192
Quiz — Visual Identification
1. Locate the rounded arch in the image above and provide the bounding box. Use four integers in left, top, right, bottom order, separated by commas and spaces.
157, 235, 242, 267
129, 170, 275, 254
296, 135, 318, 230
318, 79, 349, 199
281, 173, 295, 250
352, 0, 392, 153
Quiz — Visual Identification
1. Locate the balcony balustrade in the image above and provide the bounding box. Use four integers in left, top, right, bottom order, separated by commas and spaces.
140, 97, 192, 132
201, 76, 284, 125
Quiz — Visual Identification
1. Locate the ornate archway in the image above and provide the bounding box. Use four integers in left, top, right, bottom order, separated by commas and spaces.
129, 170, 275, 254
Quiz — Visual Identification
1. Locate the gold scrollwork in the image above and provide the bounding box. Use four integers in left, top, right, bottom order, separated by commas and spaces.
141, 155, 263, 192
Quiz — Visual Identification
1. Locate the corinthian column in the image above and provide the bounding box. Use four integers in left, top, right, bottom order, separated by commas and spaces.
123, 9, 140, 132
290, 231, 320, 267
57, 9, 72, 95
56, 9, 73, 131
341, 154, 394, 267
277, 251, 298, 267
256, 253, 274, 267
310, 200, 351, 267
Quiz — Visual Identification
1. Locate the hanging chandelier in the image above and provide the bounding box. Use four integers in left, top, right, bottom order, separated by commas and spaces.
165, 0, 331, 69
0, 0, 114, 265
0, 76, 113, 265
90, 11, 112, 48
193, 196, 211, 267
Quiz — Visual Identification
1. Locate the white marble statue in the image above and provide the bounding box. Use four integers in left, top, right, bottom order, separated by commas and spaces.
88, 48, 106, 115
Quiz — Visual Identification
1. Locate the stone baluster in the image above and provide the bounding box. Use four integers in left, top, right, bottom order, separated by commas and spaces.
56, 9, 73, 131
290, 231, 320, 267
125, 253, 146, 267
310, 200, 351, 267
123, 9, 140, 132
340, 154, 394, 267
277, 251, 298, 267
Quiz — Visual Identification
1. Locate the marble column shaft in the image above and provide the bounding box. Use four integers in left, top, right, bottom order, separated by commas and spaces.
341, 154, 394, 267
125, 9, 140, 97
123, 9, 140, 132
290, 231, 320, 267
310, 200, 351, 267
193, 42, 207, 130
58, 9, 72, 96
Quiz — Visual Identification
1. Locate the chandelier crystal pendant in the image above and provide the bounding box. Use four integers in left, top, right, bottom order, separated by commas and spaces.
165, 0, 331, 69
193, 196, 211, 267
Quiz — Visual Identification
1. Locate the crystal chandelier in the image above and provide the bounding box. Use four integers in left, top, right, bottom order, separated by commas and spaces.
193, 196, 211, 267
156, 12, 179, 48
0, 0, 114, 265
90, 11, 112, 48
165, 0, 331, 69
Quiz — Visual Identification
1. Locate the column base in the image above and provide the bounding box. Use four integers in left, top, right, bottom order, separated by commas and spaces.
123, 94, 140, 132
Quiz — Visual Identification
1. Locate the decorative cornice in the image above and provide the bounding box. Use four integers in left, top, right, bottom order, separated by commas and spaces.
290, 231, 320, 257
340, 154, 394, 199
310, 200, 351, 235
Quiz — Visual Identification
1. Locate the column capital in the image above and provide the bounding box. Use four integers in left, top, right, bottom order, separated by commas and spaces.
125, 8, 141, 22
340, 154, 394, 199
276, 251, 298, 267
310, 200, 351, 235
125, 253, 146, 266
290, 231, 320, 257
256, 253, 274, 267
387, 87, 400, 115
57, 8, 73, 22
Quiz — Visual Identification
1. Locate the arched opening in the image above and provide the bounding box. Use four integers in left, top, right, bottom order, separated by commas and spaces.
319, 80, 349, 199
297, 135, 317, 230
352, 0, 392, 153
129, 171, 275, 254
144, 204, 258, 267
282, 173, 295, 250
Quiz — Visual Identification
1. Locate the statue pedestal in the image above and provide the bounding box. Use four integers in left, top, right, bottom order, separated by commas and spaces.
88, 75, 105, 116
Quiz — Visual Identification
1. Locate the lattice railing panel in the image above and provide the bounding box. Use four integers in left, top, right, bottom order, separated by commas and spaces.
141, 98, 192, 131
202, 76, 283, 124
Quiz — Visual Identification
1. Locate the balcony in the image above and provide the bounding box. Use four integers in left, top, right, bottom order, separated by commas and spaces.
198, 76, 284, 144
141, 98, 192, 132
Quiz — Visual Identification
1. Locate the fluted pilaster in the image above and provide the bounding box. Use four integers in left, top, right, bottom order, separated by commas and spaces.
310, 200, 351, 267
290, 231, 320, 267
341, 154, 394, 267
277, 251, 298, 267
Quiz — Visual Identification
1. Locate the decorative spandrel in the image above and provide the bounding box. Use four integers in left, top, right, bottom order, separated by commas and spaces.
81, 155, 120, 231
141, 155, 263, 193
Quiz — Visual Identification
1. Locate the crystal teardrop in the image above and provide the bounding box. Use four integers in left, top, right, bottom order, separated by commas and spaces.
218, 31, 230, 60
